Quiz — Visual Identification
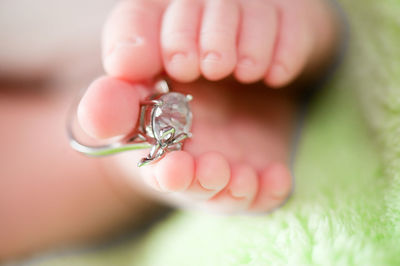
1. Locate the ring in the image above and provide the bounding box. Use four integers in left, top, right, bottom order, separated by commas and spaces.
67, 79, 193, 167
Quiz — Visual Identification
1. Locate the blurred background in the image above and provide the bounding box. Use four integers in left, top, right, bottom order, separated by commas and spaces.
0, 0, 113, 83
0, 0, 165, 261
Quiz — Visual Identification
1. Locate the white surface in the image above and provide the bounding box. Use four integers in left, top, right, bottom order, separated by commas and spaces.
0, 0, 115, 77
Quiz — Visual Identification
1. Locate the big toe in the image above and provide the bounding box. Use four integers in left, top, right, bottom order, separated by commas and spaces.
77, 76, 142, 139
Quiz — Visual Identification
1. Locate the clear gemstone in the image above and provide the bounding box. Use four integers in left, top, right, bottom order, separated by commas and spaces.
152, 92, 192, 142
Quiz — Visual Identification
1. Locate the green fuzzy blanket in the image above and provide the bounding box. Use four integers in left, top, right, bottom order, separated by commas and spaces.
39, 0, 400, 265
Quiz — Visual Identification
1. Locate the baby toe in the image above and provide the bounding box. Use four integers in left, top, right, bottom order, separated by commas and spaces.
264, 2, 314, 88
77, 76, 141, 139
161, 0, 202, 82
102, 0, 165, 81
153, 151, 195, 192
184, 152, 231, 200
235, 0, 278, 83
250, 161, 293, 212
199, 0, 240, 80
207, 163, 258, 213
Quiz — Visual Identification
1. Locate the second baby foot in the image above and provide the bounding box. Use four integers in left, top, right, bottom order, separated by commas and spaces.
102, 0, 339, 87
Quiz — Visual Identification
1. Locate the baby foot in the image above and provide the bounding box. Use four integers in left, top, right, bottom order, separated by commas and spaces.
78, 0, 339, 213
102, 0, 339, 87
79, 77, 295, 213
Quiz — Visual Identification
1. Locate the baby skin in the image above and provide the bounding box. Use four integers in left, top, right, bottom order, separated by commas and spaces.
79, 0, 339, 213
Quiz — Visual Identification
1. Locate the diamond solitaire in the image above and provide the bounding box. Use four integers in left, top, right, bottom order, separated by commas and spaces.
153, 92, 192, 143
139, 90, 193, 167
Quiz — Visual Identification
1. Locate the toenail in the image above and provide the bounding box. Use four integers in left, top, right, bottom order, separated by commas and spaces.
238, 57, 256, 67
170, 52, 187, 63
227, 188, 246, 200
196, 179, 216, 192
271, 186, 290, 199
203, 51, 221, 62
126, 36, 145, 46
107, 37, 145, 56
270, 174, 291, 198
268, 63, 289, 86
